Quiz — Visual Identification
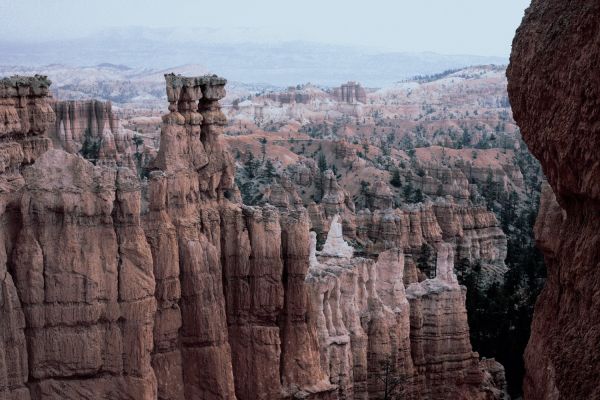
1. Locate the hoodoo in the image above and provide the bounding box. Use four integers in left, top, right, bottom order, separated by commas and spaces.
0, 74, 507, 399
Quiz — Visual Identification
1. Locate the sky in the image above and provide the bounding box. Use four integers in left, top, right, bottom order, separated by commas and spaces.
0, 0, 530, 57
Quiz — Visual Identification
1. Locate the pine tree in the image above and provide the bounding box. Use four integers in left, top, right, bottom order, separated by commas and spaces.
403, 182, 414, 200
264, 159, 276, 179
375, 356, 404, 400
133, 134, 144, 152
318, 153, 328, 172
360, 180, 371, 208
244, 152, 259, 178
259, 137, 267, 162
412, 188, 424, 203
417, 243, 435, 278
390, 169, 402, 188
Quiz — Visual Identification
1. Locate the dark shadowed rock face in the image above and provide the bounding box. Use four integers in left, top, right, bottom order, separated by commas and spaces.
507, 1, 600, 399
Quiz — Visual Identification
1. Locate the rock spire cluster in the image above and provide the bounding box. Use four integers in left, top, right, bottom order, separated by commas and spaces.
0, 74, 506, 399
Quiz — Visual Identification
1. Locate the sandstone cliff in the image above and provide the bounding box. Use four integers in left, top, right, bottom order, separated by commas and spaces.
0, 74, 506, 399
507, 1, 600, 398
307, 220, 506, 399
50, 99, 140, 169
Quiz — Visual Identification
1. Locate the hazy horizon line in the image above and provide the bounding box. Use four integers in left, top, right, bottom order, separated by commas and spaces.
0, 26, 512, 59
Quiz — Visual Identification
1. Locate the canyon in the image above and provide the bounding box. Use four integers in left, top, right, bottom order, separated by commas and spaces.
0, 73, 509, 399
0, 0, 597, 398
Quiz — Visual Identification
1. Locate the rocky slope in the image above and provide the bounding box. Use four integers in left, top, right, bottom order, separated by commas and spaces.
507, 1, 600, 398
0, 74, 506, 399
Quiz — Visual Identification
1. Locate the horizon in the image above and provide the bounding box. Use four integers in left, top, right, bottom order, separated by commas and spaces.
0, 0, 529, 57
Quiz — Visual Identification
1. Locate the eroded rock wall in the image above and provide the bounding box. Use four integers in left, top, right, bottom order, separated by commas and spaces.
307, 220, 505, 400
0, 74, 506, 399
50, 99, 140, 168
508, 1, 600, 398
0, 75, 54, 400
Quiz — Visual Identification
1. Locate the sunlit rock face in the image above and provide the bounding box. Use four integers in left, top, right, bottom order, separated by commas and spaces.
508, 1, 600, 399
0, 74, 506, 400
319, 215, 354, 258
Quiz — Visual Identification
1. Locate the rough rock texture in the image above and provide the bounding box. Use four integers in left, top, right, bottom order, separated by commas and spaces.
366, 180, 394, 211
50, 100, 140, 169
307, 223, 506, 399
507, 1, 600, 398
0, 75, 55, 400
0, 75, 54, 163
16, 151, 157, 399
50, 100, 118, 149
432, 199, 507, 281
0, 74, 507, 399
354, 200, 506, 282
333, 82, 367, 104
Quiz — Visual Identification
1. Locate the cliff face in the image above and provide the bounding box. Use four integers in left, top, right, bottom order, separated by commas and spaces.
307, 219, 505, 400
355, 200, 507, 283
0, 74, 505, 399
507, 1, 600, 399
49, 100, 141, 169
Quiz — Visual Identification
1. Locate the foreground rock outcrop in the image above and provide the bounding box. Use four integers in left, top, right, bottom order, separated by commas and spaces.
508, 1, 600, 399
0, 74, 506, 399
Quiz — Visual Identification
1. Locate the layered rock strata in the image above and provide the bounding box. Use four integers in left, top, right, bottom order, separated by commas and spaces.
307, 217, 506, 399
0, 74, 506, 399
0, 75, 55, 400
50, 100, 139, 168
354, 200, 507, 282
508, 1, 600, 398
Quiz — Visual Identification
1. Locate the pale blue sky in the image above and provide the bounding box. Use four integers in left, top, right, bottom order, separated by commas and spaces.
0, 0, 530, 56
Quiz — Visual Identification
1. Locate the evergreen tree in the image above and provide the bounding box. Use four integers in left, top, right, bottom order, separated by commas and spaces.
390, 169, 402, 188
412, 188, 424, 203
331, 164, 339, 177
403, 182, 414, 200
264, 159, 276, 179
360, 180, 371, 208
259, 137, 267, 162
244, 152, 259, 178
80, 129, 100, 163
132, 134, 144, 152
417, 243, 435, 278
374, 356, 404, 400
318, 152, 328, 172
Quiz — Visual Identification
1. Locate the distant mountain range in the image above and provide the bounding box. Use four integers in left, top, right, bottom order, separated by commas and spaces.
0, 27, 507, 87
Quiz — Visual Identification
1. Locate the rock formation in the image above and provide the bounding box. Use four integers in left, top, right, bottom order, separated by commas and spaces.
354, 200, 507, 284
50, 100, 139, 169
307, 218, 506, 399
0, 74, 507, 399
507, 1, 600, 398
333, 82, 367, 104
318, 215, 354, 258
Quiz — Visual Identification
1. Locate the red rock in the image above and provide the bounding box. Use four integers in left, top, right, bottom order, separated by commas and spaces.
508, 1, 600, 398
0, 74, 507, 399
